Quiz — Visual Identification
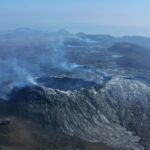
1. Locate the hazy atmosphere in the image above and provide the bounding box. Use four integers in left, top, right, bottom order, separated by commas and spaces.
0, 1, 150, 150
0, 0, 150, 36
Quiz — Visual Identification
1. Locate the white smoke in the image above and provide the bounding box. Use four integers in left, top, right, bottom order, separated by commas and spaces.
0, 58, 37, 100
0, 33, 79, 100
50, 35, 73, 71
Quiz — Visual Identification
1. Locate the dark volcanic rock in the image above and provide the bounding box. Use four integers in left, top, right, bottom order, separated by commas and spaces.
9, 76, 150, 150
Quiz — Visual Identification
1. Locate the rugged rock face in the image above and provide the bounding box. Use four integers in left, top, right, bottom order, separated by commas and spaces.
103, 77, 150, 150
8, 76, 150, 150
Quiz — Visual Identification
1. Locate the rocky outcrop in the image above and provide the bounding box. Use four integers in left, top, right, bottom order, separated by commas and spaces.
103, 77, 150, 150
9, 76, 150, 150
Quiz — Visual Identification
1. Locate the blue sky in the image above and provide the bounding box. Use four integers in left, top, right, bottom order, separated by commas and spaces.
0, 0, 150, 36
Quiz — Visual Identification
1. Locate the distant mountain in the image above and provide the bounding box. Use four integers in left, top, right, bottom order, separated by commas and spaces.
119, 36, 150, 49
109, 43, 150, 56
1, 28, 150, 49
77, 33, 150, 48
109, 43, 150, 70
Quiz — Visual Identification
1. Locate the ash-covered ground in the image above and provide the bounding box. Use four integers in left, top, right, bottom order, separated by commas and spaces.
0, 29, 150, 150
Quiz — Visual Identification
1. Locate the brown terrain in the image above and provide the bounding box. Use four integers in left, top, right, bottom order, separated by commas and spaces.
0, 116, 124, 150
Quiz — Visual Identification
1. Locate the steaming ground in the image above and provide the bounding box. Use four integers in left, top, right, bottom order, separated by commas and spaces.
0, 29, 150, 150
0, 32, 80, 99
0, 30, 111, 100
